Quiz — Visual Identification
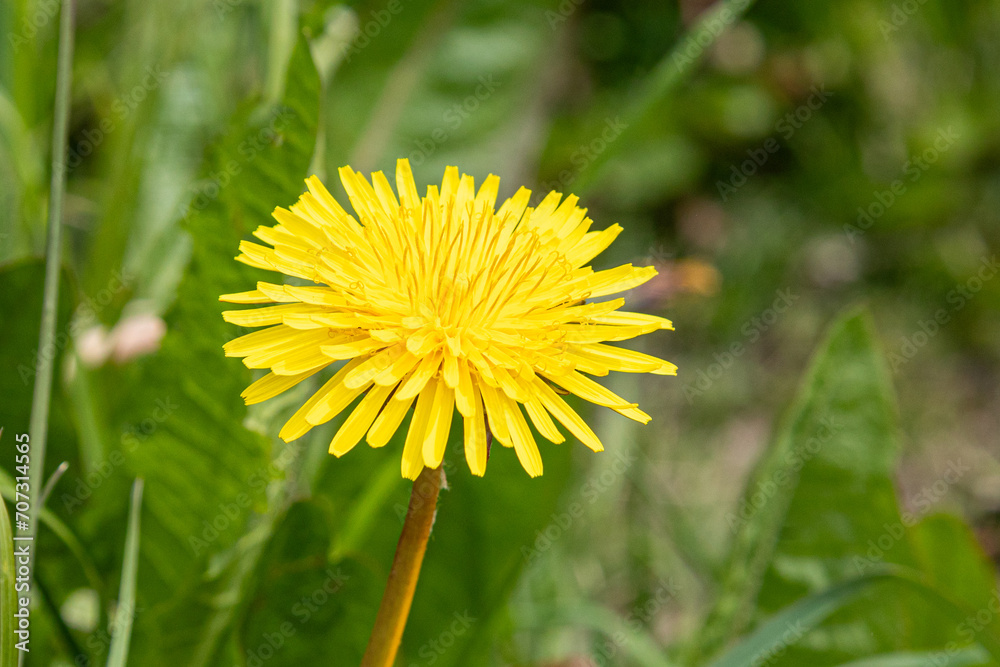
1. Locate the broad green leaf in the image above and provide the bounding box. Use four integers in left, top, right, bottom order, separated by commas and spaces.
692, 309, 1000, 665
908, 513, 1000, 634
106, 29, 321, 667
237, 501, 384, 665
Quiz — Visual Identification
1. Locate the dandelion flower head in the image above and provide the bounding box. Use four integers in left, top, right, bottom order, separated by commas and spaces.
221, 159, 675, 479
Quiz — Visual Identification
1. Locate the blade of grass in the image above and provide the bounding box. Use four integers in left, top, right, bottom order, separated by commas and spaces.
706, 573, 892, 667
23, 0, 77, 629
0, 475, 16, 667
708, 567, 1000, 667
106, 479, 144, 667
0, 467, 106, 603
574, 0, 758, 193
348, 0, 459, 173
34, 573, 87, 664
832, 648, 990, 667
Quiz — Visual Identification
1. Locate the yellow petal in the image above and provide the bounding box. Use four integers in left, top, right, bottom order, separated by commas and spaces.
531, 378, 604, 452
394, 352, 442, 400
241, 368, 321, 405
499, 393, 543, 477
321, 337, 385, 360
402, 381, 436, 479
270, 346, 335, 376
463, 383, 487, 476
344, 344, 403, 389
454, 359, 475, 417
522, 394, 564, 444
374, 350, 420, 386
564, 224, 622, 268
559, 323, 659, 344
223, 304, 326, 328
442, 354, 460, 388
479, 382, 512, 447
422, 378, 454, 469
584, 264, 657, 298
368, 389, 417, 448
329, 384, 394, 456
542, 369, 634, 409
219, 289, 276, 304
395, 159, 421, 211
224, 324, 300, 357
279, 358, 365, 441
576, 343, 677, 375
591, 311, 674, 330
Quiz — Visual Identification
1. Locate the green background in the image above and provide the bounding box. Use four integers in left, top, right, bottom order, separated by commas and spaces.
1, 0, 999, 664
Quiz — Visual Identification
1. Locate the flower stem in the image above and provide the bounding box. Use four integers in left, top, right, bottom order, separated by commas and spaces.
361, 465, 444, 667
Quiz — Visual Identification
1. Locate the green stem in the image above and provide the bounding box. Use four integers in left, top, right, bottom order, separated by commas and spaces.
360, 465, 444, 667
23, 0, 76, 622
574, 0, 759, 193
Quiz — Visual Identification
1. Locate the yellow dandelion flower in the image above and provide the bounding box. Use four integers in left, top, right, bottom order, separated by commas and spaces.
220, 159, 676, 479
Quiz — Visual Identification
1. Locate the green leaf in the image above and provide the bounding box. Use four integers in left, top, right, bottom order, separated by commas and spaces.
694, 309, 906, 661
832, 647, 990, 667
105, 479, 143, 667
708, 574, 891, 667
692, 308, 1000, 665
237, 501, 384, 665
109, 28, 321, 667
908, 513, 1000, 635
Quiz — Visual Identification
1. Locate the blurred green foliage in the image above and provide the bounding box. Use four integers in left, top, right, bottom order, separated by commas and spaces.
1, 0, 999, 665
